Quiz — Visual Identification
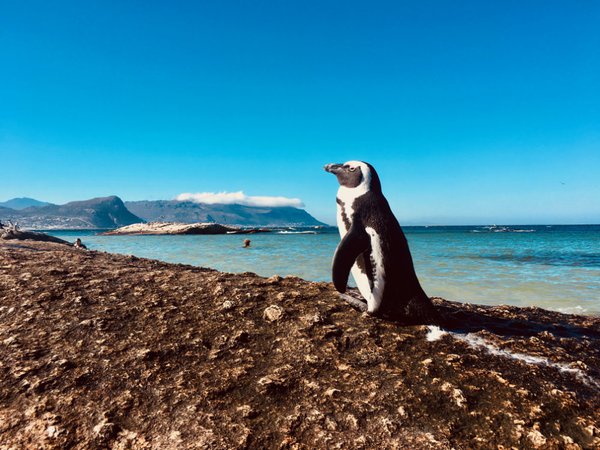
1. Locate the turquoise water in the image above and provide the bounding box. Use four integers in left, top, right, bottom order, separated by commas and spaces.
46, 225, 600, 315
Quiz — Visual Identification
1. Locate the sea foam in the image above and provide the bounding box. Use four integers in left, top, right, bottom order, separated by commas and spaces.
425, 326, 599, 388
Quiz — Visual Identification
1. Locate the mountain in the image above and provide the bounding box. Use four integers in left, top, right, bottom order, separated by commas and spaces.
0, 197, 53, 210
0, 206, 15, 216
0, 196, 143, 229
125, 200, 326, 227
0, 196, 325, 229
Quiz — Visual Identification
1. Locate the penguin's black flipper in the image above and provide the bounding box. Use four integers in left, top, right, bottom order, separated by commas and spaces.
332, 221, 370, 293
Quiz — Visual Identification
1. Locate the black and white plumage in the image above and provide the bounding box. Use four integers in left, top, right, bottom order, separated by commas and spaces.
325, 161, 438, 323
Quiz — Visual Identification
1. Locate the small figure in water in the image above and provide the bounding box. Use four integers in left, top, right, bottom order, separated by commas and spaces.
243, 239, 251, 248
74, 238, 87, 250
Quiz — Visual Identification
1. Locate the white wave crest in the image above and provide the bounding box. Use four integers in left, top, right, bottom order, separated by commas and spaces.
276, 231, 318, 234
176, 191, 304, 208
426, 326, 448, 341
555, 305, 588, 314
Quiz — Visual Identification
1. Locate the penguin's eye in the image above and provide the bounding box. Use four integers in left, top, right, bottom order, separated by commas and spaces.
349, 167, 356, 172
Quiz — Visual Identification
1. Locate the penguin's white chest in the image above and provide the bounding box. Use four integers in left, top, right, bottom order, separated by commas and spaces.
364, 226, 385, 311
336, 203, 349, 235
335, 196, 385, 313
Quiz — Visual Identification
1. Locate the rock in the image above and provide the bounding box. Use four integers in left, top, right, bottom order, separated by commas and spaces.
46, 425, 60, 438
346, 414, 359, 430
93, 417, 119, 441
324, 388, 340, 398
257, 375, 283, 394
263, 305, 284, 322
441, 382, 467, 408
232, 330, 250, 343
221, 300, 235, 311
236, 405, 254, 418
266, 275, 282, 284
1, 228, 71, 245
324, 416, 337, 431
0, 240, 599, 449
527, 429, 547, 448
102, 222, 271, 236
300, 313, 324, 327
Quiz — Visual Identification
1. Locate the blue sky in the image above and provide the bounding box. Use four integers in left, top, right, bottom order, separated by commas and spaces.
1, 1, 598, 225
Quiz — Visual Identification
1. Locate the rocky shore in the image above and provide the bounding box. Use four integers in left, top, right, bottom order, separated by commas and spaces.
0, 241, 599, 449
1, 224, 71, 246
101, 222, 271, 236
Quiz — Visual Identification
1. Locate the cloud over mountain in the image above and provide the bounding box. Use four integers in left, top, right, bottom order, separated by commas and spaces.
175, 191, 304, 208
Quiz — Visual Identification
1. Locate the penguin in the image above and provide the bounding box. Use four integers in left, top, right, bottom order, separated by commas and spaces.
324, 161, 439, 324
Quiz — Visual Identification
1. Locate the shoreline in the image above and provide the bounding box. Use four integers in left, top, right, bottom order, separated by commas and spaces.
1, 240, 598, 448
32, 228, 600, 317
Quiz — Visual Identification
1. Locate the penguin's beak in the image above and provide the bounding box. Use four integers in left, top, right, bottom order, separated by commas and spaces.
324, 163, 343, 174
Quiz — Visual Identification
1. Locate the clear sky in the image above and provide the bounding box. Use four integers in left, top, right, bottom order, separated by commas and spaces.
1, 1, 599, 225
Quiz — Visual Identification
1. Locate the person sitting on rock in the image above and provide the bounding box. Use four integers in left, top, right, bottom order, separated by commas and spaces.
74, 238, 87, 249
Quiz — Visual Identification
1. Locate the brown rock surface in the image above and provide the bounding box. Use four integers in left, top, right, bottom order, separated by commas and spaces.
0, 241, 599, 449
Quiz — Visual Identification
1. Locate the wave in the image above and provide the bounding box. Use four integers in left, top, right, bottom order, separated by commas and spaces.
475, 251, 600, 268
471, 227, 535, 233
554, 305, 588, 315
276, 231, 318, 235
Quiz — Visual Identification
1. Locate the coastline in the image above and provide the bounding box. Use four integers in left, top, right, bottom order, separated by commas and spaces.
0, 241, 598, 448
41, 225, 600, 315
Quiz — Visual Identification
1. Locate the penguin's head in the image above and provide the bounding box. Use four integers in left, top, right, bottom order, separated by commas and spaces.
324, 161, 381, 192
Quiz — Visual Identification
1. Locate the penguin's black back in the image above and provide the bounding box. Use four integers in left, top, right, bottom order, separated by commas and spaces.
352, 190, 433, 320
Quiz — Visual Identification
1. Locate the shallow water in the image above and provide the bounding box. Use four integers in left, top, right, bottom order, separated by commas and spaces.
46, 225, 600, 315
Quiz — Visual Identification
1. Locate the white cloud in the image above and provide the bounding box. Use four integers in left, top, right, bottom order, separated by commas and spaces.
175, 191, 304, 208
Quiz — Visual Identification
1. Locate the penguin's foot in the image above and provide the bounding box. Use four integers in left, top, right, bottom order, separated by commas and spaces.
338, 292, 368, 312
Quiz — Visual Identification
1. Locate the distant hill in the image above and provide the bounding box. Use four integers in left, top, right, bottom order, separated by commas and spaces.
0, 196, 143, 229
125, 200, 326, 227
0, 197, 52, 210
0, 196, 325, 229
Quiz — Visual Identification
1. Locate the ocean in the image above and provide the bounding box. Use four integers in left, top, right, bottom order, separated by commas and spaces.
45, 225, 600, 315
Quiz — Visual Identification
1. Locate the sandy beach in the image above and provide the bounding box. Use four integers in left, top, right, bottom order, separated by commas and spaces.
0, 240, 599, 448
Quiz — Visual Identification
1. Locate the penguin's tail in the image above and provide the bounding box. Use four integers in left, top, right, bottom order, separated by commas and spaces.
379, 293, 443, 326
